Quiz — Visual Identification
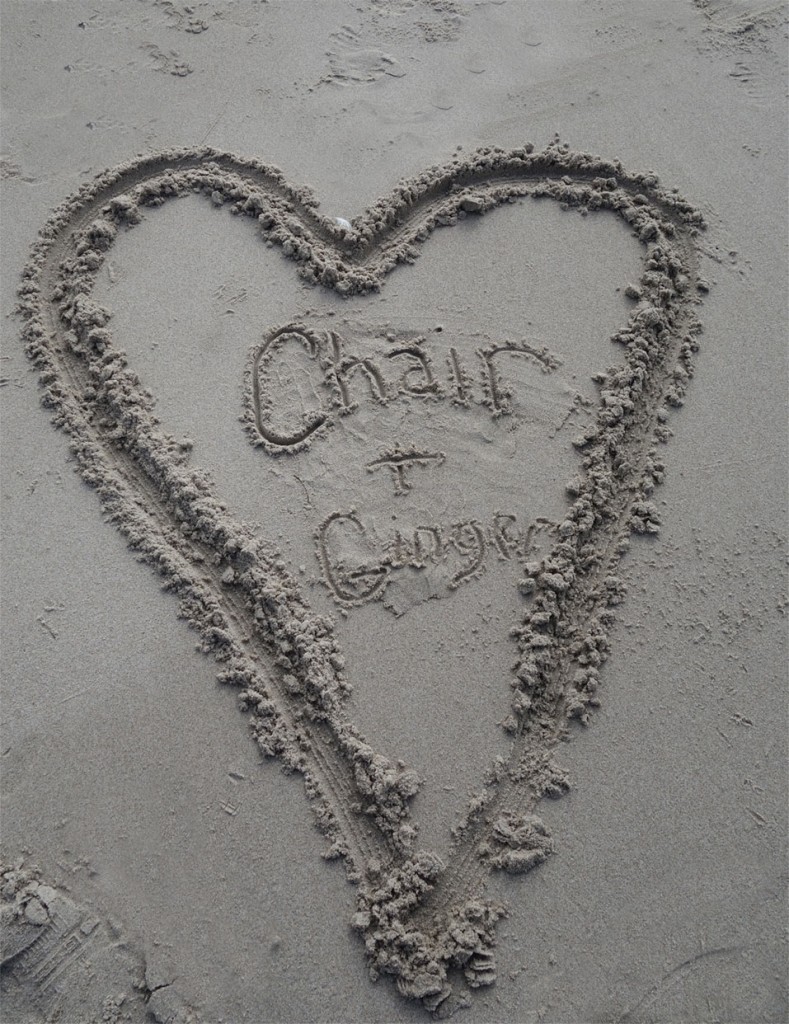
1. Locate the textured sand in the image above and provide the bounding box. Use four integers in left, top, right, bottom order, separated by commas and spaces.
1, 2, 787, 1023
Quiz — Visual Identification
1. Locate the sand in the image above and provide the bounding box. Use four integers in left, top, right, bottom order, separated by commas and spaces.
1, 2, 786, 1023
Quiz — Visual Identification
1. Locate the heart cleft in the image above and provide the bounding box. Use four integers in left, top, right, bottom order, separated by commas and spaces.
19, 141, 705, 1012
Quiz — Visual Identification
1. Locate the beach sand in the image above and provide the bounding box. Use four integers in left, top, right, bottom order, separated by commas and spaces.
1, 2, 786, 1022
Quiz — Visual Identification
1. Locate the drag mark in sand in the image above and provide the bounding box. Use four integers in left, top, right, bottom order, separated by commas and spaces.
18, 143, 705, 1014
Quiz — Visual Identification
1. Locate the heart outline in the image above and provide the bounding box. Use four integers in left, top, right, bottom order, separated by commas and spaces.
19, 143, 705, 1013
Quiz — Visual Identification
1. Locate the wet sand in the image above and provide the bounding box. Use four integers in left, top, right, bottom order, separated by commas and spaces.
1, 2, 787, 1022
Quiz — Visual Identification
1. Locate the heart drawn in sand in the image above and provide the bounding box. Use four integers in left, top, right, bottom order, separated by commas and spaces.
19, 144, 705, 1014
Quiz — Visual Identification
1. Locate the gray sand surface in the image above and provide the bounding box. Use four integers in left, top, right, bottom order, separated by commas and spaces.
1, 2, 786, 1022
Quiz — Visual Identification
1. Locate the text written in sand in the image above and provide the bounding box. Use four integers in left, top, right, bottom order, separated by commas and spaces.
243, 324, 580, 455
316, 509, 558, 607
